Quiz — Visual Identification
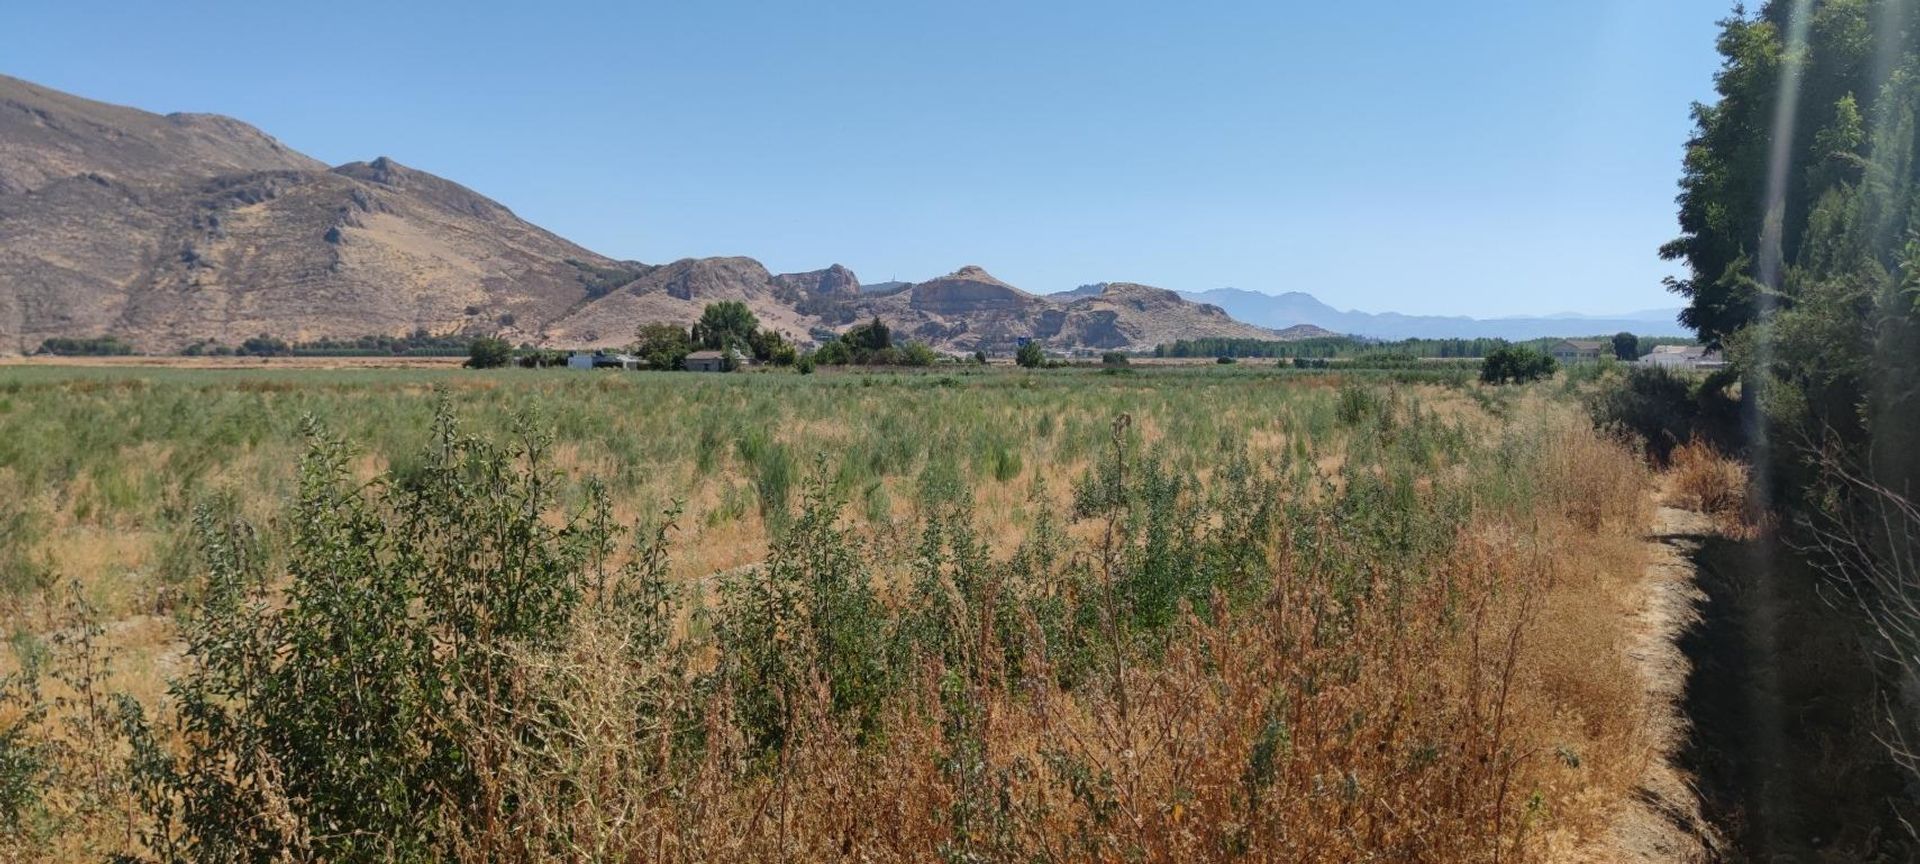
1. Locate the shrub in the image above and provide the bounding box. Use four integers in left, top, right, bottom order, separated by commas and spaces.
236, 335, 292, 357
1216, 355, 1237, 365
1016, 341, 1045, 369
464, 336, 513, 369
1670, 439, 1748, 520
1585, 365, 1701, 464
1101, 352, 1129, 367
816, 339, 852, 365
900, 341, 938, 367
118, 404, 632, 860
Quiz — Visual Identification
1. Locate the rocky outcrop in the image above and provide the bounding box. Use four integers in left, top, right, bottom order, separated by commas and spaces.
771, 264, 860, 297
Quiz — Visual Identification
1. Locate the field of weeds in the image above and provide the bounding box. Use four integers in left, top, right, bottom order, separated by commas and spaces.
0, 364, 1652, 862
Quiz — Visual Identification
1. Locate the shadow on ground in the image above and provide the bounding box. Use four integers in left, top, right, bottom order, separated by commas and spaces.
1675, 532, 1916, 862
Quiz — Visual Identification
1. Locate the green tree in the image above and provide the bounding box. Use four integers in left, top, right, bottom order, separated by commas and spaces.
748, 328, 797, 366
816, 339, 853, 366
1101, 351, 1129, 367
1479, 346, 1555, 385
464, 337, 512, 369
693, 301, 760, 352
1015, 341, 1044, 369
1650, 4, 1920, 830
1612, 332, 1639, 361
844, 317, 892, 353
632, 323, 693, 370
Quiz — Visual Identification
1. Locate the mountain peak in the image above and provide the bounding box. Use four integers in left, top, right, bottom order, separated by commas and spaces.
937, 264, 1015, 288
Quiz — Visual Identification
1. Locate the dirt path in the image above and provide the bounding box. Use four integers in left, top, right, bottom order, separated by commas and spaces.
1590, 499, 1723, 862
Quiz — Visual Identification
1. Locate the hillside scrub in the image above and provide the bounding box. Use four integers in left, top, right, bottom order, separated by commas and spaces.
0, 367, 1658, 862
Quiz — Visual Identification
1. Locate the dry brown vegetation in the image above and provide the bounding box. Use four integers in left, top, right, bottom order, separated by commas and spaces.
0, 366, 1656, 862
1668, 439, 1752, 530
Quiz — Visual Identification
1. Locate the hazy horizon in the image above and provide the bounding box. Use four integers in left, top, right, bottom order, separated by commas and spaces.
1, 0, 1726, 318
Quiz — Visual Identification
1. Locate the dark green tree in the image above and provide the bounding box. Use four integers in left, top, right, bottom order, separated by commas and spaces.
633, 323, 693, 370
464, 337, 512, 369
1015, 341, 1045, 369
844, 317, 892, 353
1612, 332, 1639, 361
1479, 346, 1555, 385
693, 301, 760, 352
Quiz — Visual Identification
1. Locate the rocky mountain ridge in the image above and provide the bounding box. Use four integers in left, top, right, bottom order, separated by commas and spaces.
0, 75, 1302, 355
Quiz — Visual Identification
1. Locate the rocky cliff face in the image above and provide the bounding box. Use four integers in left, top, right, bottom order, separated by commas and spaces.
770, 264, 859, 298
0, 75, 1309, 355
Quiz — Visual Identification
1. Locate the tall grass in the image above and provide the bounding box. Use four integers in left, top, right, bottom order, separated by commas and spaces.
0, 366, 1652, 861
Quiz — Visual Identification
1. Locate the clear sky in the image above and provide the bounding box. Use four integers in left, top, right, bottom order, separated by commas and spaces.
2, 0, 1731, 317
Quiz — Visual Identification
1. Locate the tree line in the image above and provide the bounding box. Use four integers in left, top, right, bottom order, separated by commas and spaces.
1648, 1, 1920, 846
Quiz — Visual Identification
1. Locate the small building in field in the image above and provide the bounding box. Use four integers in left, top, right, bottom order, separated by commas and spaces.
685, 349, 738, 373
1640, 345, 1725, 371
567, 351, 639, 370
1547, 339, 1607, 364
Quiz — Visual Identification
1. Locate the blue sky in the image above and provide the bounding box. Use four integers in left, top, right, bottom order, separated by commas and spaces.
2, 1, 1730, 317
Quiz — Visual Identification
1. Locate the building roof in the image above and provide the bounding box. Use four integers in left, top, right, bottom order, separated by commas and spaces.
1650, 345, 1706, 357
1564, 340, 1607, 351
685, 350, 732, 360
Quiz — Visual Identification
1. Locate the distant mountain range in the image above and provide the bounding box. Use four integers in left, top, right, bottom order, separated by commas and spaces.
1175, 288, 1689, 341
0, 75, 1322, 355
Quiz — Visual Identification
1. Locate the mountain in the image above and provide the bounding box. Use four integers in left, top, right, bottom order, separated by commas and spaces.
1179, 288, 1690, 340
0, 74, 323, 194
822, 267, 1284, 352
549, 263, 1292, 353
0, 76, 639, 353
0, 75, 1317, 355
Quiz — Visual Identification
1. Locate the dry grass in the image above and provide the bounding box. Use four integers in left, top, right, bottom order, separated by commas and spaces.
0, 370, 1659, 862
1669, 439, 1751, 528
437, 411, 1655, 863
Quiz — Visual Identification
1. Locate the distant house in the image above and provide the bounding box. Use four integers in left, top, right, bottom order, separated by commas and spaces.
685, 349, 738, 373
567, 351, 639, 370
1641, 345, 1725, 370
1547, 339, 1607, 364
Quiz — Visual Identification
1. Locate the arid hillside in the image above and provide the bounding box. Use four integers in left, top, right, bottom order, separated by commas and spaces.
0, 76, 1302, 354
